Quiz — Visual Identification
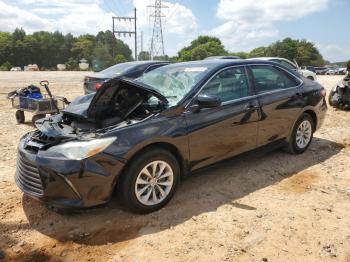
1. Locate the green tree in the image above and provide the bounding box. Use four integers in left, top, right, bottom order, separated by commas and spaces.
229, 51, 249, 59
115, 54, 127, 64
248, 46, 268, 58
0, 61, 11, 71
92, 43, 114, 71
178, 35, 228, 61
138, 51, 150, 61
71, 34, 95, 62
0, 32, 12, 65
12, 28, 25, 42
65, 57, 78, 70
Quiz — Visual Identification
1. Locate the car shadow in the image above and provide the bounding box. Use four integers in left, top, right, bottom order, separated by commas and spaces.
21, 137, 344, 246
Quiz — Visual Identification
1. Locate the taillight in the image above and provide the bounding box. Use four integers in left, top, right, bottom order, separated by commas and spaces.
320, 88, 326, 97
94, 81, 103, 90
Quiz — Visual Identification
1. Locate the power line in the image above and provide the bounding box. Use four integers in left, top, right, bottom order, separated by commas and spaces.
112, 8, 138, 60
148, 0, 167, 59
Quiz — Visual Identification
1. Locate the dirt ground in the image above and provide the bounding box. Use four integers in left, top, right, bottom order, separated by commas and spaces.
0, 72, 349, 262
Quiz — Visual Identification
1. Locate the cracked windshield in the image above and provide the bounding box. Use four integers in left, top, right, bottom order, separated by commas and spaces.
136, 65, 211, 106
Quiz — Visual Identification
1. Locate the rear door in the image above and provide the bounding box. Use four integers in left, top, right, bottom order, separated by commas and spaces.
248, 64, 303, 146
185, 66, 260, 170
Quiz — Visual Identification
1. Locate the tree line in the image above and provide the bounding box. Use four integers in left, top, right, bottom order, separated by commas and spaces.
176, 36, 329, 66
0, 28, 132, 71
0, 28, 331, 71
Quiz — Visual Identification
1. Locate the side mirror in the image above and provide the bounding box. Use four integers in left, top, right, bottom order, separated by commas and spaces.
192, 95, 221, 111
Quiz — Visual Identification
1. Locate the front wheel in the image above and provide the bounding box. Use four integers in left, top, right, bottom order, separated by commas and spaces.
118, 148, 180, 213
285, 113, 314, 154
32, 114, 46, 125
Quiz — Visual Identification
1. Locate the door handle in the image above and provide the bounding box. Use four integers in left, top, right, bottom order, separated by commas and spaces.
244, 104, 260, 112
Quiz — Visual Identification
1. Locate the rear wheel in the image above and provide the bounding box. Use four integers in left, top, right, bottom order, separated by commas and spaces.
285, 113, 314, 154
118, 148, 180, 213
15, 110, 25, 124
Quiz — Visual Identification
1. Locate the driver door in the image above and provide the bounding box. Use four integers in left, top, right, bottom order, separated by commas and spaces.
184, 66, 260, 170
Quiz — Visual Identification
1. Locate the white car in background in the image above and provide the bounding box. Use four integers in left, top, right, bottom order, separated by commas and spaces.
325, 69, 336, 75
248, 57, 317, 81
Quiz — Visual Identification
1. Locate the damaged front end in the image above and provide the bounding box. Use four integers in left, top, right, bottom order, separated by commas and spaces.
16, 78, 168, 208
329, 76, 350, 109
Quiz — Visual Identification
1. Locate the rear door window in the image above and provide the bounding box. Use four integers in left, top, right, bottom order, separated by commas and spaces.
250, 65, 299, 94
271, 59, 296, 71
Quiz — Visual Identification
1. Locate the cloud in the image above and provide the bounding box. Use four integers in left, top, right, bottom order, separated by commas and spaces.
210, 0, 329, 51
0, 0, 197, 56
0, 1, 50, 32
0, 0, 115, 35
317, 44, 350, 62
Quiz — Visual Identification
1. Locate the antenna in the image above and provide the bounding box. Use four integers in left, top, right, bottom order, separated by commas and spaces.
148, 0, 167, 59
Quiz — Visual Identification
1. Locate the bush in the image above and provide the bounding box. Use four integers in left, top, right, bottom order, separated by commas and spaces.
0, 61, 12, 71
115, 54, 127, 64
65, 58, 78, 71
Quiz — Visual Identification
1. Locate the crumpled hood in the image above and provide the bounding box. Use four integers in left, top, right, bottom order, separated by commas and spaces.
63, 78, 167, 120
62, 93, 94, 119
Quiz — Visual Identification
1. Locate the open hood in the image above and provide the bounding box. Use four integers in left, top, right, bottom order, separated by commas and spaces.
63, 78, 167, 121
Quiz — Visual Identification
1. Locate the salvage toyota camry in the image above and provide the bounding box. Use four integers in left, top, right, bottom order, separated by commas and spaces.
16, 59, 327, 213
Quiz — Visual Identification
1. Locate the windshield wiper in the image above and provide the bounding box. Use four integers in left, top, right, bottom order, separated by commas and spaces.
165, 96, 177, 98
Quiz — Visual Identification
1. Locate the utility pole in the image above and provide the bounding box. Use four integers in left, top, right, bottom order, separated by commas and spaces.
148, 0, 167, 59
141, 31, 143, 54
112, 7, 138, 61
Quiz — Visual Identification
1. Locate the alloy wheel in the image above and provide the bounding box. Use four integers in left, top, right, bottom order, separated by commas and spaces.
134, 160, 174, 206
296, 120, 312, 149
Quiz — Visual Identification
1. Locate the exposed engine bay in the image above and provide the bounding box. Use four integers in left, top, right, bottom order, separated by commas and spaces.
35, 78, 168, 138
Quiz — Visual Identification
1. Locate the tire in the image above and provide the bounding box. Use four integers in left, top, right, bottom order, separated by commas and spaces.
31, 114, 45, 125
15, 110, 25, 124
285, 113, 315, 154
328, 90, 335, 107
307, 76, 314, 81
118, 147, 180, 213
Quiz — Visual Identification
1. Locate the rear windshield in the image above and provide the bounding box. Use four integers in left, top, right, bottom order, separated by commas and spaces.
99, 63, 139, 77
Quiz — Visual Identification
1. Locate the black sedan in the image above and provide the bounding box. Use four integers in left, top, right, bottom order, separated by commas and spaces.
83, 61, 169, 94
16, 59, 327, 213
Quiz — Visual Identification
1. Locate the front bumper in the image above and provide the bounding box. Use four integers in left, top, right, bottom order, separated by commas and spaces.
16, 133, 125, 209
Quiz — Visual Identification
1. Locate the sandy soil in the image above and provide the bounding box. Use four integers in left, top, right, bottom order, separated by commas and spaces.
0, 72, 349, 262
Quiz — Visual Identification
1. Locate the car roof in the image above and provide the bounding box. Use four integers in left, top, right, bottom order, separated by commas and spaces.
246, 57, 294, 63
162, 59, 281, 71
118, 60, 169, 66
205, 56, 241, 60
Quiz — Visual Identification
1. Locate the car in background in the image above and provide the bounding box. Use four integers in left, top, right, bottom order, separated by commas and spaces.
300, 66, 316, 73
205, 56, 241, 60
315, 67, 329, 75
325, 69, 336, 75
336, 68, 347, 75
248, 57, 317, 81
10, 67, 22, 71
16, 59, 327, 213
83, 61, 169, 94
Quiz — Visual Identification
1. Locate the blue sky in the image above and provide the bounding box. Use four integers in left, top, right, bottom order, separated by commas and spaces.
0, 0, 349, 62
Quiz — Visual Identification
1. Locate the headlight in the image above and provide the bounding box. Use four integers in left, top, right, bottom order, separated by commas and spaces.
46, 137, 116, 160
